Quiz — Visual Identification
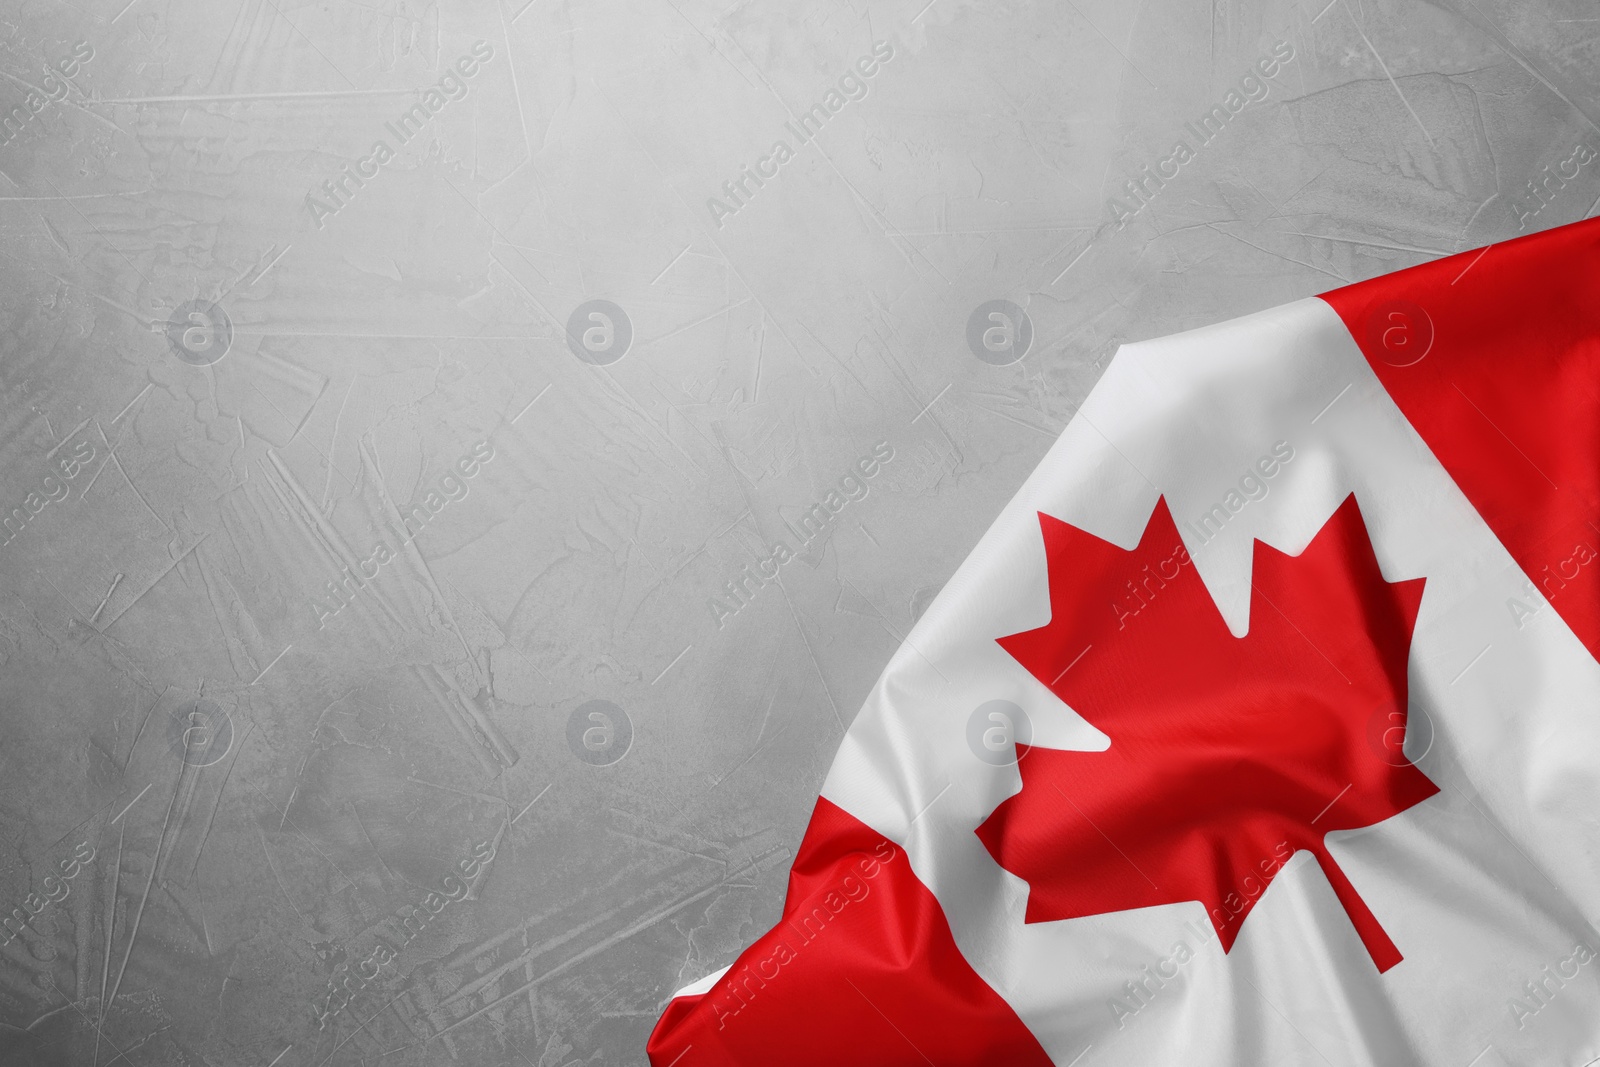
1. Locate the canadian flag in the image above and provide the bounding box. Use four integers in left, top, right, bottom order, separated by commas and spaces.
647, 217, 1600, 1066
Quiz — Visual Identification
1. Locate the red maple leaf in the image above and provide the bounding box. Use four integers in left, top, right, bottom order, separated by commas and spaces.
974, 494, 1437, 972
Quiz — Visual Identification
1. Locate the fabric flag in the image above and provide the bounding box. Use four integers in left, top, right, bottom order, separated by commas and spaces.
646, 216, 1600, 1066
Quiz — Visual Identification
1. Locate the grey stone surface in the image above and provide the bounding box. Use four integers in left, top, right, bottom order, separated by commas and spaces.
0, 0, 1592, 1063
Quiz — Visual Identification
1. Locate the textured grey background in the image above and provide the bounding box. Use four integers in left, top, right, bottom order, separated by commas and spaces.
0, 0, 1594, 1064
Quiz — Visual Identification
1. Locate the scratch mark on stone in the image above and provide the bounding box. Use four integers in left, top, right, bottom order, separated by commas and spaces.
773, 580, 843, 731
78, 447, 114, 497
1276, 231, 1451, 256
248, 783, 364, 895
89, 574, 123, 625
47, 976, 134, 1067
405, 775, 512, 809
96, 822, 124, 1036
496, 0, 535, 166
187, 722, 254, 884
0, 247, 149, 324
968, 402, 1060, 438
348, 802, 398, 885
1206, 223, 1350, 283
1062, 0, 1161, 92
637, 299, 751, 351
1341, 0, 1435, 147
320, 375, 357, 510
1452, 0, 1600, 135
605, 828, 725, 869
708, 724, 788, 793
105, 771, 182, 1025
315, 988, 411, 1067
122, 686, 166, 772
422, 855, 778, 1044
40, 175, 157, 291
44, 418, 92, 458
39, 571, 91, 620
258, 825, 309, 925
97, 535, 208, 632
107, 451, 169, 532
